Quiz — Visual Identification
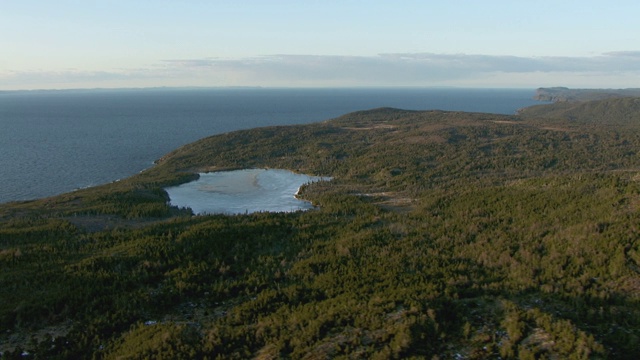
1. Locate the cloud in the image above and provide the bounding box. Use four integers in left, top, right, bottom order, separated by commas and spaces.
0, 68, 162, 89
2, 52, 640, 90
158, 52, 640, 87
602, 51, 640, 58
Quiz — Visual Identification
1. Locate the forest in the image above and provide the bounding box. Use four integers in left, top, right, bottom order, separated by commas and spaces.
1, 95, 640, 359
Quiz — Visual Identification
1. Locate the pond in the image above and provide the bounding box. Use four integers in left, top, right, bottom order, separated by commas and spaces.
164, 169, 329, 215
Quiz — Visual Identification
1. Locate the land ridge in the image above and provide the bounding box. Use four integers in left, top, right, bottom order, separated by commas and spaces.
534, 86, 640, 102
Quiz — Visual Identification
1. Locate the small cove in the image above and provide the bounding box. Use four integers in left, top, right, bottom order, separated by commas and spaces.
164, 169, 329, 215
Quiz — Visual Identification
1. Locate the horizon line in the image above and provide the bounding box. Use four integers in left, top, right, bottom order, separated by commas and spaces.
0, 85, 588, 93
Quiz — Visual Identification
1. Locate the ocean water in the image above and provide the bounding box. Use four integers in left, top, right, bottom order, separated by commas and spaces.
0, 88, 543, 203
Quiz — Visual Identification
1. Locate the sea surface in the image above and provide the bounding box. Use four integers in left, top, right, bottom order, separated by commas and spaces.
0, 88, 544, 203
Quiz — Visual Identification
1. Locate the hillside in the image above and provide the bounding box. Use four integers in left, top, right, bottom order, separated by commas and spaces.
534, 87, 640, 102
2, 98, 640, 358
519, 96, 640, 125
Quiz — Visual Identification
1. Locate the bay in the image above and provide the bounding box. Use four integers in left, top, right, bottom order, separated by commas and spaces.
0, 87, 543, 203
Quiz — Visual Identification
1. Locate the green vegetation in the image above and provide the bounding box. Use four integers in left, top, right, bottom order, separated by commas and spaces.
534, 87, 640, 102
2, 97, 640, 358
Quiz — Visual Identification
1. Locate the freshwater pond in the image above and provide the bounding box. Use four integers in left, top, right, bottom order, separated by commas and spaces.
164, 169, 329, 215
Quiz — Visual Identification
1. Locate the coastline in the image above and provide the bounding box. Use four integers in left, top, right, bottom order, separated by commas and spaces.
0, 88, 542, 204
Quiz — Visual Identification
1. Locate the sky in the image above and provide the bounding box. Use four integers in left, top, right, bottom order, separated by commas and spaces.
1, 0, 639, 90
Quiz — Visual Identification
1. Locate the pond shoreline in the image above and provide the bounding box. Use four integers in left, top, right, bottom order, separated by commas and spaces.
164, 168, 330, 215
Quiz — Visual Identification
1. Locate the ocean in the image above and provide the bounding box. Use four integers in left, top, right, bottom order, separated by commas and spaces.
0, 88, 543, 203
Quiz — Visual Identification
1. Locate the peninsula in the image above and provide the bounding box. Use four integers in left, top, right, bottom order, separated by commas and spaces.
2, 92, 640, 358
534, 86, 640, 102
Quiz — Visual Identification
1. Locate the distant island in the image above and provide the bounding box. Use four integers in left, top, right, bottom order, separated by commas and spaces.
535, 86, 640, 102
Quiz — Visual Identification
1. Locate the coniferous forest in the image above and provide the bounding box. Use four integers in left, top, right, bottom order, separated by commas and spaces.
1, 95, 640, 359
